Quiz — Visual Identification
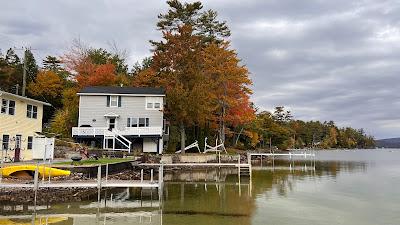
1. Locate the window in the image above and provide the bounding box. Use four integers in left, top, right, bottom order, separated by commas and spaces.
1, 99, 6, 114
127, 117, 138, 127
1, 99, 15, 115
27, 104, 38, 119
146, 97, 163, 110
27, 136, 33, 150
110, 96, 118, 107
139, 118, 146, 127
2, 135, 9, 150
128, 117, 149, 127
9, 100, 15, 115
107, 96, 121, 107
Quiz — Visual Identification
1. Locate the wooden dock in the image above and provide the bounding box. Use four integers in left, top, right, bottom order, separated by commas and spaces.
140, 162, 250, 168
0, 180, 159, 189
248, 152, 316, 158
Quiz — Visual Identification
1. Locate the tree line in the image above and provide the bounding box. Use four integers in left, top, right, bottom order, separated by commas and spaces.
0, 0, 375, 151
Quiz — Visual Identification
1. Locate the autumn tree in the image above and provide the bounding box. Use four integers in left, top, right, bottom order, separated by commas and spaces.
62, 41, 126, 88
202, 42, 254, 143
136, 26, 214, 153
28, 70, 64, 103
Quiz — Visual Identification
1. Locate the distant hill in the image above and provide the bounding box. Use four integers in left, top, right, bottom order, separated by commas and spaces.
376, 138, 400, 148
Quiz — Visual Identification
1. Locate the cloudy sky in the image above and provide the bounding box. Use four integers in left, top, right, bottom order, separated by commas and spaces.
1, 0, 399, 138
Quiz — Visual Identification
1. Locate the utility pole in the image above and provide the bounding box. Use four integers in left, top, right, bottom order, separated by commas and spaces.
14, 47, 35, 96
22, 49, 27, 96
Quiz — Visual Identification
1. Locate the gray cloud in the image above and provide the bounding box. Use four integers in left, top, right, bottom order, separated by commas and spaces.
0, 0, 399, 138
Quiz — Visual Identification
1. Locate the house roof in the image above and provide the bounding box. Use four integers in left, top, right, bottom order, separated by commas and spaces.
0, 90, 51, 106
77, 86, 165, 96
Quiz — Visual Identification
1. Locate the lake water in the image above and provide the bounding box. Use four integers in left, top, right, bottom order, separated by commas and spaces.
0, 149, 399, 225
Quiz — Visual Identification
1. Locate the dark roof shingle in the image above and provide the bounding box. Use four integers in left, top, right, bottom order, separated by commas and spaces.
78, 86, 165, 95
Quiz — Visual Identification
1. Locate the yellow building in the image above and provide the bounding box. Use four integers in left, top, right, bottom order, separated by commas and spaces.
0, 90, 50, 161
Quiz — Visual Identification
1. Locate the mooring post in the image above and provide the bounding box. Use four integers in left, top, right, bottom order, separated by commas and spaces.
34, 163, 39, 206
151, 169, 154, 183
141, 169, 144, 183
97, 165, 101, 202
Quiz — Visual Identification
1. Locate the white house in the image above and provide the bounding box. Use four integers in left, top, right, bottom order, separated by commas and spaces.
72, 86, 168, 154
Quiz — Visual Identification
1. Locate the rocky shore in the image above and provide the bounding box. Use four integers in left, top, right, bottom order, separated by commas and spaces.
0, 187, 96, 205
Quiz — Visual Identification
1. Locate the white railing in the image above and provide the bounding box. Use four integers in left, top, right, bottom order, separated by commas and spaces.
72, 126, 163, 137
120, 127, 163, 136
72, 127, 108, 136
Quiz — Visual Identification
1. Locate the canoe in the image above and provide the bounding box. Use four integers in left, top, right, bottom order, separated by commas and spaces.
0, 165, 71, 177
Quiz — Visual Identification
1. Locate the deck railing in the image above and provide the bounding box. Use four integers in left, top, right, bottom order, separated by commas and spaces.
72, 126, 163, 137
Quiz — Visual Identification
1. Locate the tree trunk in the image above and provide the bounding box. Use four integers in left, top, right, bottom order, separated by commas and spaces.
235, 127, 244, 145
180, 122, 186, 154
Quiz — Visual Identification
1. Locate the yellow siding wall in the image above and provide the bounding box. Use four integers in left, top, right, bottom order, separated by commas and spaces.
0, 94, 44, 161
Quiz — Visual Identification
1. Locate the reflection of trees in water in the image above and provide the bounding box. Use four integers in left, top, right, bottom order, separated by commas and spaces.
161, 168, 255, 225
252, 159, 368, 198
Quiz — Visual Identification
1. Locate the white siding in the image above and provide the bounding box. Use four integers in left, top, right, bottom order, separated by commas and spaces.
78, 95, 163, 130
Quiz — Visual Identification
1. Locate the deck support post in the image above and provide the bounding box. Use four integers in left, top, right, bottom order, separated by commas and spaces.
105, 163, 109, 182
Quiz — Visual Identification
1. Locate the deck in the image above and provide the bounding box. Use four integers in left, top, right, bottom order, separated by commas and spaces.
72, 127, 163, 137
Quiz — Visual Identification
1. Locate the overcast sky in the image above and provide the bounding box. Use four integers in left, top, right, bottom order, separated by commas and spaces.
1, 0, 399, 139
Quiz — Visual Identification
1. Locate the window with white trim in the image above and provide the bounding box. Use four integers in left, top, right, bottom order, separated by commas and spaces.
27, 104, 38, 119
1, 99, 15, 115
110, 96, 118, 107
127, 117, 138, 127
127, 117, 149, 127
146, 97, 163, 110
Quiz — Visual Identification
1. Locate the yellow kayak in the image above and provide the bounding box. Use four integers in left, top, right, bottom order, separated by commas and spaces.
0, 165, 71, 178
0, 217, 67, 225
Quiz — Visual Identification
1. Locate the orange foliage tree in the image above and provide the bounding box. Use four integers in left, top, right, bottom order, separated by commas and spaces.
76, 63, 117, 87
135, 26, 214, 152
28, 70, 64, 99
202, 42, 254, 143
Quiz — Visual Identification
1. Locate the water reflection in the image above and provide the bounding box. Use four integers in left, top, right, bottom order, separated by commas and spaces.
0, 151, 383, 225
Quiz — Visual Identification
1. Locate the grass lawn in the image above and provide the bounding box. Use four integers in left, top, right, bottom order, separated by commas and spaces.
54, 158, 134, 166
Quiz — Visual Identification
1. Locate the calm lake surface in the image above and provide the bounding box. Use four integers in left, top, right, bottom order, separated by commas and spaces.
0, 149, 399, 225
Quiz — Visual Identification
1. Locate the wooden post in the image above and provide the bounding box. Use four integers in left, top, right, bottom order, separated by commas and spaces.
151, 169, 154, 182
97, 165, 101, 202
34, 163, 39, 206
48, 166, 51, 183
141, 169, 144, 183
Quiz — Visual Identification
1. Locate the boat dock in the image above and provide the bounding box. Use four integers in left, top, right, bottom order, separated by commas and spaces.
248, 151, 316, 160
